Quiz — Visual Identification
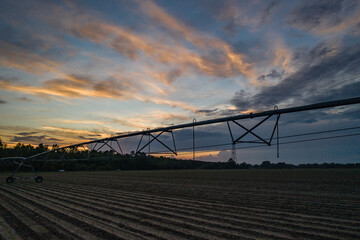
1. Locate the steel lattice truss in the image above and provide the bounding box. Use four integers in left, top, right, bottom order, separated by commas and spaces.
2, 96, 360, 183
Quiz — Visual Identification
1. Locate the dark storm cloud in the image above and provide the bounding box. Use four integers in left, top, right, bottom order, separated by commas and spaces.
231, 42, 360, 111
260, 0, 281, 24
195, 109, 218, 115
292, 42, 337, 66
77, 136, 101, 141
266, 69, 284, 80
88, 134, 102, 137
0, 2, 75, 61
287, 0, 360, 34
306, 43, 336, 60
93, 78, 130, 97
230, 90, 253, 111
11, 135, 62, 143
0, 25, 62, 58
0, 99, 7, 104
17, 97, 34, 102
205, 0, 281, 33
257, 75, 266, 82
257, 69, 284, 82
48, 137, 61, 141
0, 76, 19, 82
305, 81, 360, 104
17, 131, 38, 136
288, 0, 343, 29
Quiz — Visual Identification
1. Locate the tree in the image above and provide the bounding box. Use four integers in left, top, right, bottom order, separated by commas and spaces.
227, 158, 237, 168
0, 138, 7, 149
260, 161, 271, 169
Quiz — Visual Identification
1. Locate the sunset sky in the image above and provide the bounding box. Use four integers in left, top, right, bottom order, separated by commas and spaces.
0, 0, 360, 164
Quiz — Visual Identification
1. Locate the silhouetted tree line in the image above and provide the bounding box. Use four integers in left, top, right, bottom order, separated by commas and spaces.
0, 140, 359, 172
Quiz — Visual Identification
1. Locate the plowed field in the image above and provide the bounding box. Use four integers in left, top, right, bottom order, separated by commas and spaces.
1, 169, 359, 240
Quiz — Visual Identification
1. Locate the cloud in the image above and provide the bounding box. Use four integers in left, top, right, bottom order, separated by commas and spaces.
267, 69, 283, 79
73, 20, 253, 80
55, 110, 192, 133
210, 0, 280, 33
0, 74, 197, 111
0, 99, 7, 104
110, 111, 191, 129
17, 131, 38, 136
272, 43, 294, 74
195, 109, 219, 115
77, 135, 102, 141
231, 42, 360, 111
150, 68, 185, 86
0, 125, 112, 146
0, 41, 62, 74
292, 42, 339, 67
58, 120, 107, 125
288, 0, 360, 35
257, 69, 284, 82
260, 0, 281, 24
51, 0, 255, 81
11, 135, 62, 143
0, 20, 74, 61
16, 97, 35, 102
0, 0, 262, 113
0, 0, 254, 110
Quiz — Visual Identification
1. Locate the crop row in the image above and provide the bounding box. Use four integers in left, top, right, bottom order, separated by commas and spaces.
1, 181, 360, 240
48, 175, 360, 220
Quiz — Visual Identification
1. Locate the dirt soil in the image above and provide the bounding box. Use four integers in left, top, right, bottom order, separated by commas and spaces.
1, 169, 359, 240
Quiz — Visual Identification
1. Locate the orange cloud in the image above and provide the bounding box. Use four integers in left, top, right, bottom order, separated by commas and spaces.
0, 41, 61, 75
0, 75, 197, 111
0, 1, 257, 113
36, 1, 254, 81
152, 150, 221, 160
273, 45, 293, 74
108, 111, 191, 130
0, 125, 106, 147
58, 119, 107, 125
317, 13, 360, 35
135, 0, 255, 80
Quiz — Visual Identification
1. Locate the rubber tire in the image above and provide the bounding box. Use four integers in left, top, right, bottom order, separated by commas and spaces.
6, 177, 14, 184
35, 176, 43, 183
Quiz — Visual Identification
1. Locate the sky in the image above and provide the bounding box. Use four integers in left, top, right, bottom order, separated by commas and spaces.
0, 0, 360, 164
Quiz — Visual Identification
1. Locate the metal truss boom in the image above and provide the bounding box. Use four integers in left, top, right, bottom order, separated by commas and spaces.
23, 96, 360, 159
2, 96, 360, 183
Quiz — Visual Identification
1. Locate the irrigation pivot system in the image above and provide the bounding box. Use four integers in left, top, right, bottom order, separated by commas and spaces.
2, 96, 360, 183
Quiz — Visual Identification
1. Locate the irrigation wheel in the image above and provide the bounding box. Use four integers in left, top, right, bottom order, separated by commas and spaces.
6, 177, 14, 184
35, 176, 43, 183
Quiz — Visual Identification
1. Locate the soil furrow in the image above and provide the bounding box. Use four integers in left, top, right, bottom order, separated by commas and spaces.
1, 186, 127, 240
0, 186, 101, 240
0, 192, 83, 240
27, 183, 360, 240
1, 169, 359, 240
19, 184, 292, 240
4, 185, 210, 240
0, 199, 40, 240
0, 216, 22, 240
44, 182, 360, 229
9, 185, 275, 240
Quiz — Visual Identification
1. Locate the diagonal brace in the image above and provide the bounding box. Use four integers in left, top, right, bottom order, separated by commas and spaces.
136, 131, 177, 155
136, 131, 163, 153
233, 115, 272, 145
116, 139, 123, 155
104, 141, 121, 155
149, 132, 177, 155
269, 114, 281, 144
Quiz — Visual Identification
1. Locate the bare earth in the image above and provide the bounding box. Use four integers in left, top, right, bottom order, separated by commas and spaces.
0, 169, 359, 240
